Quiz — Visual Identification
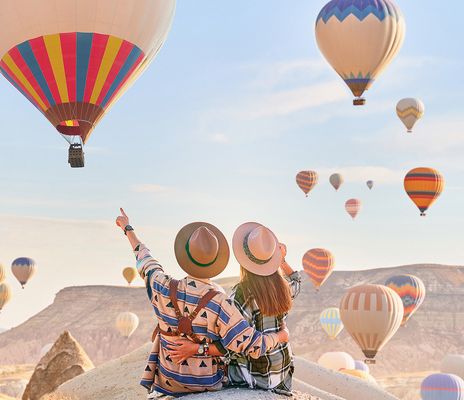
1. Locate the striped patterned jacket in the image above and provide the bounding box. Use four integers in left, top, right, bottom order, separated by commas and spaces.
135, 243, 281, 396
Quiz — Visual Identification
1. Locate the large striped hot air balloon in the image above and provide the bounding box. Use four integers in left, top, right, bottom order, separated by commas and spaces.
396, 98, 425, 133
302, 248, 335, 289
385, 274, 426, 326
320, 307, 344, 340
330, 173, 344, 191
296, 171, 318, 197
345, 199, 361, 219
340, 284, 403, 361
315, 0, 405, 105
122, 267, 137, 286
404, 168, 445, 216
11, 257, 36, 289
0, 282, 12, 312
115, 311, 139, 338
0, 0, 175, 167
421, 373, 464, 400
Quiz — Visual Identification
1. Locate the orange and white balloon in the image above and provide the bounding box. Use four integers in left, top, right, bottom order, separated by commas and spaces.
340, 284, 403, 360
116, 312, 139, 338
303, 248, 335, 289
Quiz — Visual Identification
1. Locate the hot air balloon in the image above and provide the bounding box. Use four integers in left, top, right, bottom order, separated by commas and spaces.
11, 257, 36, 289
330, 173, 344, 191
396, 98, 424, 133
302, 248, 335, 290
340, 284, 403, 362
0, 282, 12, 312
442, 355, 464, 381
320, 307, 344, 340
116, 311, 139, 338
354, 360, 370, 374
0, 0, 176, 167
0, 264, 5, 283
421, 373, 464, 400
345, 199, 361, 219
123, 267, 137, 286
339, 369, 377, 384
318, 352, 355, 371
366, 180, 374, 190
385, 274, 426, 326
315, 0, 405, 106
404, 167, 444, 216
296, 171, 318, 197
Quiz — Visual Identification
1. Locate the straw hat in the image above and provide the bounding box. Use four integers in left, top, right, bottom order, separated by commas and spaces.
232, 222, 282, 276
174, 222, 230, 279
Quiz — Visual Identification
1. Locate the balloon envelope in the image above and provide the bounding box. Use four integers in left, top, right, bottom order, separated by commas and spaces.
340, 284, 403, 359
354, 360, 370, 374
330, 173, 344, 191
303, 248, 335, 289
318, 352, 355, 371
320, 307, 344, 340
123, 267, 137, 285
11, 257, 36, 288
404, 167, 444, 216
396, 98, 424, 132
116, 311, 139, 338
366, 180, 374, 190
421, 373, 464, 400
315, 0, 405, 105
0, 0, 175, 145
345, 199, 361, 219
0, 282, 12, 311
385, 274, 426, 325
296, 171, 318, 196
0, 264, 5, 283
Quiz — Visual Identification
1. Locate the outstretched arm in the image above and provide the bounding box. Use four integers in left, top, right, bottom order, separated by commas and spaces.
279, 243, 302, 299
116, 208, 142, 250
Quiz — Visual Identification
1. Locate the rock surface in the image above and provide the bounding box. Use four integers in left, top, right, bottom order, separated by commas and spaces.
22, 331, 94, 400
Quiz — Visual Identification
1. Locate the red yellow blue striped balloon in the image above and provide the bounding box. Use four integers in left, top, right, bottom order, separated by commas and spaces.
421, 373, 464, 400
345, 199, 361, 219
404, 168, 445, 216
385, 274, 426, 326
315, 0, 405, 105
0, 0, 175, 145
320, 307, 344, 340
296, 171, 318, 197
302, 248, 334, 289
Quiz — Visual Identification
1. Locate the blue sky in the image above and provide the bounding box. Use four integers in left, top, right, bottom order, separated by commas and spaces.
1, 0, 464, 328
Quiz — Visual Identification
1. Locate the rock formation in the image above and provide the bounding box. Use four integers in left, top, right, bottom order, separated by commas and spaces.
22, 331, 94, 400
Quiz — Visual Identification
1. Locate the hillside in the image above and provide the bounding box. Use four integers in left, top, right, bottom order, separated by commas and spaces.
0, 264, 463, 378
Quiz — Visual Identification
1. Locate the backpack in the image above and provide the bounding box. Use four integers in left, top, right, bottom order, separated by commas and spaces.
152, 279, 219, 343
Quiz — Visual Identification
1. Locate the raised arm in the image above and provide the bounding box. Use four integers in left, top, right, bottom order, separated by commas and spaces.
279, 243, 302, 299
116, 208, 142, 250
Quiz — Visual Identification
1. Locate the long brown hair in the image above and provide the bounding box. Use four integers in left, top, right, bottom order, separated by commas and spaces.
240, 266, 293, 316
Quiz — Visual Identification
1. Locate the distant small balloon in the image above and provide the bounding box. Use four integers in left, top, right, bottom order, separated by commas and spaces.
330, 173, 344, 191
123, 267, 137, 286
296, 171, 318, 197
320, 307, 344, 340
421, 373, 464, 400
302, 248, 335, 289
11, 257, 36, 289
396, 98, 425, 133
116, 312, 139, 338
366, 180, 374, 190
345, 199, 361, 219
404, 167, 444, 216
0, 282, 12, 311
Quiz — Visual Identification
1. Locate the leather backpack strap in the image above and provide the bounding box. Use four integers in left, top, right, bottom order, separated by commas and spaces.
189, 289, 220, 320
169, 279, 182, 319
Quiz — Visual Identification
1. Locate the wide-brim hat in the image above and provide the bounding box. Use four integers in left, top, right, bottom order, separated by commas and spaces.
174, 222, 230, 279
232, 222, 282, 276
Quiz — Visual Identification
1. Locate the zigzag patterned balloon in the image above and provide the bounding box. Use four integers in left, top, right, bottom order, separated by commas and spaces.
315, 0, 405, 105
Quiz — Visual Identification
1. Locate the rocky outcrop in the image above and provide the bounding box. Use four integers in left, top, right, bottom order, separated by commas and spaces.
1, 264, 464, 376
22, 331, 94, 400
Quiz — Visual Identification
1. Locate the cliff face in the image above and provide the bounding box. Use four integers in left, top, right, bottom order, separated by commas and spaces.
1, 264, 463, 376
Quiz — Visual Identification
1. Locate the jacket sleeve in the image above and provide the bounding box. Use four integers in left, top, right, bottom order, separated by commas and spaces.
215, 295, 279, 359
286, 271, 302, 300
134, 243, 171, 307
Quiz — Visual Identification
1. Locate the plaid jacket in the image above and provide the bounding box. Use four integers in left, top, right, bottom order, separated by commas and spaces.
224, 272, 302, 395
134, 243, 282, 397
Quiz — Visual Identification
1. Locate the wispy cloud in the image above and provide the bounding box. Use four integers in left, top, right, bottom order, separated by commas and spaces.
208, 133, 230, 144
131, 184, 171, 194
